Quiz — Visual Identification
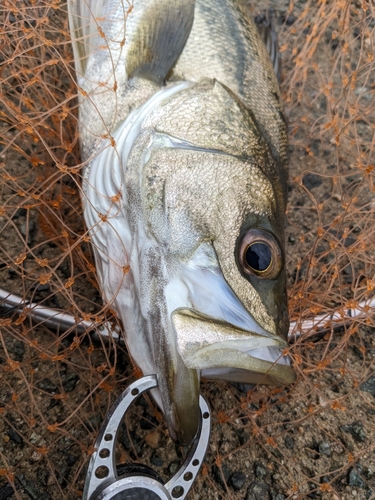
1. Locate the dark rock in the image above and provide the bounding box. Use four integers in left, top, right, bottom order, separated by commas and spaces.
319, 96, 327, 111
114, 350, 130, 374
62, 373, 79, 393
343, 237, 356, 247
140, 410, 159, 430
230, 471, 246, 491
254, 13, 266, 25
66, 454, 77, 467
234, 428, 249, 446
342, 265, 353, 284
365, 405, 375, 415
348, 468, 365, 488
232, 382, 254, 393
284, 435, 294, 449
318, 441, 332, 457
36, 469, 49, 487
36, 378, 58, 394
118, 425, 142, 458
255, 462, 268, 479
316, 244, 327, 254
307, 482, 319, 498
8, 427, 23, 445
57, 464, 70, 488
306, 447, 319, 460
360, 375, 375, 396
284, 14, 296, 26
302, 173, 323, 190
345, 439, 354, 452
341, 421, 366, 442
326, 229, 355, 248
47, 398, 60, 410
57, 261, 70, 279
8, 340, 25, 363
212, 464, 231, 489
16, 474, 51, 500
270, 448, 283, 460
119, 423, 132, 451
150, 453, 163, 467
168, 461, 179, 476
246, 480, 270, 500
352, 345, 364, 360
306, 490, 318, 498
346, 174, 362, 185
30, 283, 50, 293
87, 414, 102, 432
362, 466, 374, 481
331, 38, 339, 50
0, 483, 14, 500
248, 403, 259, 411
322, 475, 333, 484
310, 140, 321, 156
12, 208, 27, 219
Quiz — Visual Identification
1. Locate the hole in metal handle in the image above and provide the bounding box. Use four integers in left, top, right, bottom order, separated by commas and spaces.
95, 466, 109, 479
171, 486, 184, 498
99, 448, 110, 459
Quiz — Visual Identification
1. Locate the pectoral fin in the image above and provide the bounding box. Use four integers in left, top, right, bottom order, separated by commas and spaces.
126, 0, 195, 84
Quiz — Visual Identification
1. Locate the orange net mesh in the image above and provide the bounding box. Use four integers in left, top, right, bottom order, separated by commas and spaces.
0, 1, 374, 499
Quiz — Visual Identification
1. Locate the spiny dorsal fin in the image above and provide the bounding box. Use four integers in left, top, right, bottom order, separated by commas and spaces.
254, 12, 281, 82
126, 0, 195, 85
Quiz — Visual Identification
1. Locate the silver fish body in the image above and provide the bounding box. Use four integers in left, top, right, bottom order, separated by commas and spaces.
69, 0, 296, 444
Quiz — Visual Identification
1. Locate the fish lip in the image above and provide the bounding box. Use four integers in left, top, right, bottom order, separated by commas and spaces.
171, 307, 296, 386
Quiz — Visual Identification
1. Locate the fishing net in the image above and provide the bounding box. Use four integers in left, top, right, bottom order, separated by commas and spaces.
0, 1, 374, 498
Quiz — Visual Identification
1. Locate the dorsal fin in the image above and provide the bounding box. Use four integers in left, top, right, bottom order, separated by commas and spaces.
254, 12, 281, 82
126, 0, 195, 85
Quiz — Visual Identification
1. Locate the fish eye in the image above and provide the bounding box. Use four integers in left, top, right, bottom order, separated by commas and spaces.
239, 229, 282, 279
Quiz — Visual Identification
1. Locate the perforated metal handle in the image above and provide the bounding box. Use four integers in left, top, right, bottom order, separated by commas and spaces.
83, 375, 211, 500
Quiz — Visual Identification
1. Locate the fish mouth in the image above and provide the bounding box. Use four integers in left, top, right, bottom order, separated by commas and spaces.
166, 245, 296, 389
172, 308, 296, 387
157, 243, 296, 444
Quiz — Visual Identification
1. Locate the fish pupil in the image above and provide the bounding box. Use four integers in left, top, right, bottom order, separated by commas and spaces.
245, 243, 272, 272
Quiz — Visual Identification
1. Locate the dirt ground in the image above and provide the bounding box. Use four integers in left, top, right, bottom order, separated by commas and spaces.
0, 1, 375, 499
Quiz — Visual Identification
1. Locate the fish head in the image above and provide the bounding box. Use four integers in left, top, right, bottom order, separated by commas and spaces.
71, 0, 295, 446
128, 79, 296, 443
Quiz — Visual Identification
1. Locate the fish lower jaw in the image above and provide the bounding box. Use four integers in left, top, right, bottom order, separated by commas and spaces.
191, 344, 296, 386
172, 308, 296, 387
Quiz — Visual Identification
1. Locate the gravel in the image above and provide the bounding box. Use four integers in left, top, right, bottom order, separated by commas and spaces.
230, 471, 246, 491
246, 479, 270, 500
360, 375, 375, 397
340, 421, 367, 443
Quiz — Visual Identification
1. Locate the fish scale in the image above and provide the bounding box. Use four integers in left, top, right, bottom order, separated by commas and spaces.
173, 0, 288, 169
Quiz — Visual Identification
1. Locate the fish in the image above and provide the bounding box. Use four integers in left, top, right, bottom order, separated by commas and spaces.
68, 0, 296, 445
